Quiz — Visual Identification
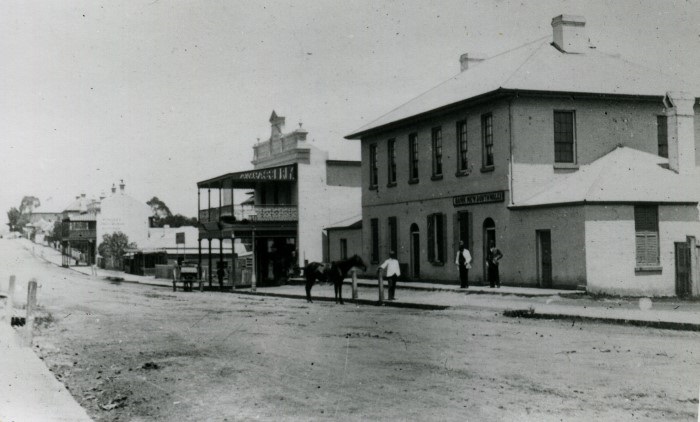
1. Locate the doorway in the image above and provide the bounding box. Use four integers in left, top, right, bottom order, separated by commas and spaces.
410, 223, 420, 278
675, 242, 691, 297
537, 230, 552, 288
483, 218, 495, 280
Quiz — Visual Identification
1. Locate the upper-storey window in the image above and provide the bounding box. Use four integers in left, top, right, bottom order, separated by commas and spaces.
387, 139, 397, 185
481, 113, 494, 168
554, 111, 576, 163
409, 133, 419, 182
431, 127, 443, 178
657, 115, 668, 158
456, 120, 468, 173
369, 143, 378, 189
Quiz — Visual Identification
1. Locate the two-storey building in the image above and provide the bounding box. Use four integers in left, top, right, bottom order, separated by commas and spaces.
346, 15, 700, 297
197, 111, 361, 286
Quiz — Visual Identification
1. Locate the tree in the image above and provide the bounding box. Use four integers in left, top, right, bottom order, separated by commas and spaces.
46, 220, 63, 245
147, 197, 172, 219
98, 232, 136, 270
6, 207, 28, 232
146, 196, 196, 228
19, 196, 40, 215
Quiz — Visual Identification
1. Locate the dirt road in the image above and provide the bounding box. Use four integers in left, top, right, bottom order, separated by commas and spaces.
2, 239, 698, 421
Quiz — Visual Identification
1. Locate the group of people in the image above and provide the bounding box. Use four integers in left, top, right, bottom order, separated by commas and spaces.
376, 241, 504, 299
455, 241, 503, 288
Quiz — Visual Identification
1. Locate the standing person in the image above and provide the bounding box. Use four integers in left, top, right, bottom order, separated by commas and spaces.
455, 241, 472, 288
217, 262, 226, 290
378, 251, 401, 300
486, 242, 503, 288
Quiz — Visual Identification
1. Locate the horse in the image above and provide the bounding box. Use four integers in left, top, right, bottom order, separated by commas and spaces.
304, 255, 367, 304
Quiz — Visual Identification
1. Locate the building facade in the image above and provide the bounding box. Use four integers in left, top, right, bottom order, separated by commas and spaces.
346, 15, 700, 296
197, 111, 361, 286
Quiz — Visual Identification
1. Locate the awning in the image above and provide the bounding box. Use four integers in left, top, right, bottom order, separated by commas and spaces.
197, 163, 297, 189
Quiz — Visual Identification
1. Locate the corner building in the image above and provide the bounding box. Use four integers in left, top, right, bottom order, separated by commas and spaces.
346, 15, 700, 296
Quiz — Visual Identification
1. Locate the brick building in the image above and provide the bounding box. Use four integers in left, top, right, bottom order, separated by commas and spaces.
346, 15, 700, 296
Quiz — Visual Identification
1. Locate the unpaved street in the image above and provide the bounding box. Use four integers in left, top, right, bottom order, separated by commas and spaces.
2, 239, 699, 421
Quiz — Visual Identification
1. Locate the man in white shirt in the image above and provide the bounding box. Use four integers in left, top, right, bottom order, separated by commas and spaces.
455, 241, 472, 288
378, 251, 401, 300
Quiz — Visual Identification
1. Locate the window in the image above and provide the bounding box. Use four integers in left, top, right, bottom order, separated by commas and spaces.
388, 216, 398, 255
431, 127, 443, 177
408, 133, 419, 181
369, 144, 378, 189
481, 113, 494, 168
370, 218, 379, 263
456, 120, 468, 172
340, 238, 348, 260
554, 111, 576, 163
657, 115, 668, 158
427, 213, 446, 264
635, 205, 659, 267
387, 139, 397, 185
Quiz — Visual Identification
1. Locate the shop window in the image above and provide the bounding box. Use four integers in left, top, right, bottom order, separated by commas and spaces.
635, 205, 659, 267
427, 213, 446, 264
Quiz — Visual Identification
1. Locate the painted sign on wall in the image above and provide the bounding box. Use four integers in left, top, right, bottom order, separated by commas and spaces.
234, 164, 296, 181
453, 190, 505, 207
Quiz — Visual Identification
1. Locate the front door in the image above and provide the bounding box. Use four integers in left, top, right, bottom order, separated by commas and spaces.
675, 242, 691, 297
537, 230, 552, 288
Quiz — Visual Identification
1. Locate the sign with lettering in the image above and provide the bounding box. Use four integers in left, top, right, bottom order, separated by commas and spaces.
233, 164, 296, 182
453, 190, 505, 207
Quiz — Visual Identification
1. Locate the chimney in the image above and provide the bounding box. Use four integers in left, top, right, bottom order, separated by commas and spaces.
111, 184, 116, 194
119, 179, 125, 193
459, 53, 485, 72
664, 91, 696, 174
81, 193, 86, 198
551, 15, 587, 53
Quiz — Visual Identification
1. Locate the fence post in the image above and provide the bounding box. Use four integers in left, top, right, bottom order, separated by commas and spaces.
25, 279, 37, 346
377, 270, 384, 304
351, 269, 358, 300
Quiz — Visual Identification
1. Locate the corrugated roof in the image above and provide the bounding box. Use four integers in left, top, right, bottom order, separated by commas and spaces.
514, 147, 700, 207
347, 38, 698, 138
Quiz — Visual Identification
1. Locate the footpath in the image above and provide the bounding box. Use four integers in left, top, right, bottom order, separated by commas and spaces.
25, 239, 700, 331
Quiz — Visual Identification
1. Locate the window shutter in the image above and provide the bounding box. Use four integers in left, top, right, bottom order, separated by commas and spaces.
437, 213, 446, 263
453, 213, 460, 261
427, 214, 435, 263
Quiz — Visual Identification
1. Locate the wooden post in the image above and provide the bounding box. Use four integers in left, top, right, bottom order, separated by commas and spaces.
251, 229, 257, 292
25, 279, 37, 346
377, 270, 384, 304
351, 269, 358, 300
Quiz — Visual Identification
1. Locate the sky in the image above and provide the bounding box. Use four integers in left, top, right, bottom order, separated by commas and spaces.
1, 0, 699, 228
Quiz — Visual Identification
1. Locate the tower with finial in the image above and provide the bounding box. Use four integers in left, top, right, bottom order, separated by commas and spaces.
270, 110, 285, 140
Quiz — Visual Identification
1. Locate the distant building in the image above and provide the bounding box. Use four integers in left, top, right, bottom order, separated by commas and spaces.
60, 193, 100, 266
197, 111, 361, 286
346, 15, 700, 297
325, 218, 363, 263
97, 180, 151, 250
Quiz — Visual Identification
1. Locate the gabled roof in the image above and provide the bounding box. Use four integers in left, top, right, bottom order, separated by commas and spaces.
346, 38, 699, 139
514, 147, 700, 208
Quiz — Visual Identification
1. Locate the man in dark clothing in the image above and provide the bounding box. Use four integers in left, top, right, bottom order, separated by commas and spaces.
486, 242, 503, 288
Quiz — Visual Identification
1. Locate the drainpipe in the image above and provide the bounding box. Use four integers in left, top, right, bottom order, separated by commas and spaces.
508, 97, 515, 206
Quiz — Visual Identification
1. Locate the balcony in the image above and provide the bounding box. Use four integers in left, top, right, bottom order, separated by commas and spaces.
63, 229, 97, 242
199, 205, 298, 223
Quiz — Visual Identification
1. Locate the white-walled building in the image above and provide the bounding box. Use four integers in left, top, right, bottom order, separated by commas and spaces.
197, 111, 362, 286
97, 180, 151, 250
